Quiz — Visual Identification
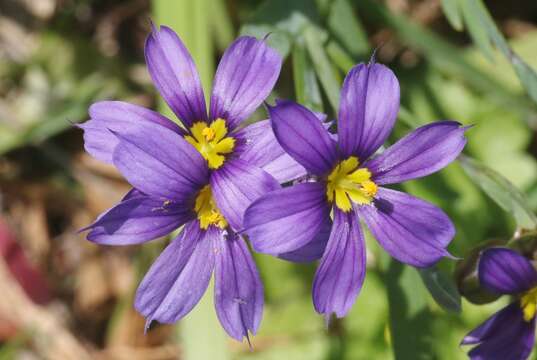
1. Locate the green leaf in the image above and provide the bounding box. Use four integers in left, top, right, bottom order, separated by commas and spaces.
459, 0, 495, 61
357, 0, 536, 114
459, 155, 537, 230
384, 260, 434, 360
464, 0, 537, 105
418, 266, 461, 313
326, 40, 356, 74
468, 0, 510, 56
327, 0, 369, 56
245, 0, 320, 36
240, 0, 321, 59
210, 0, 234, 51
440, 0, 463, 31
511, 52, 537, 105
178, 281, 231, 360
292, 41, 323, 112
303, 26, 341, 111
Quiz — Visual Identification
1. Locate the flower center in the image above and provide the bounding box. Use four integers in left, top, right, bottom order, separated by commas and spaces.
520, 287, 537, 322
194, 185, 227, 230
185, 119, 235, 169
326, 156, 378, 212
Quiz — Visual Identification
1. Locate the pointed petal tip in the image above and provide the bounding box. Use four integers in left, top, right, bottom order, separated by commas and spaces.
148, 18, 157, 33
413, 249, 456, 268
446, 251, 462, 262
263, 100, 273, 111
460, 335, 479, 346
462, 124, 475, 131
246, 332, 253, 350
76, 224, 91, 234
144, 318, 153, 335
324, 313, 332, 329
369, 47, 379, 64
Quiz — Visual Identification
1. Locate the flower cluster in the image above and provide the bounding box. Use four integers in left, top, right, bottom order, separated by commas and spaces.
79, 24, 289, 341
79, 23, 480, 347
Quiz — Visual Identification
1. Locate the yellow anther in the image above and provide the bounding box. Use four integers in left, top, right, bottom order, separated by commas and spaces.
361, 181, 378, 197
202, 127, 216, 141
185, 119, 235, 169
326, 156, 378, 212
521, 287, 537, 322
194, 185, 227, 230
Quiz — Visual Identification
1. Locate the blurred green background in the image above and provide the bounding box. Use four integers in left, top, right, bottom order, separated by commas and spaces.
1, 0, 537, 359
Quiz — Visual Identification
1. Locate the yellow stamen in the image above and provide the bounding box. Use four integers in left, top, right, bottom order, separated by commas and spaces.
326, 156, 378, 212
185, 119, 235, 169
202, 127, 216, 141
194, 185, 227, 230
521, 287, 537, 322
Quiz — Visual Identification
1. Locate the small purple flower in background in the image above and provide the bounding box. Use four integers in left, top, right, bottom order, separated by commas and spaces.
244, 60, 468, 319
78, 24, 297, 342
462, 248, 537, 360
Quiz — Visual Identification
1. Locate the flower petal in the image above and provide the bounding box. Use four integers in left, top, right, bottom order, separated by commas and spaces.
357, 188, 454, 268
121, 188, 145, 201
83, 192, 194, 245
244, 182, 330, 254
234, 120, 307, 183
462, 303, 535, 360
79, 101, 183, 163
209, 36, 282, 130
268, 100, 338, 176
261, 154, 308, 184
78, 120, 118, 164
312, 209, 366, 318
462, 303, 521, 345
145, 25, 207, 127
135, 221, 216, 328
210, 159, 279, 231
112, 123, 208, 201
366, 121, 467, 185
478, 248, 537, 295
214, 231, 263, 341
338, 62, 400, 159
277, 217, 331, 263
89, 101, 183, 134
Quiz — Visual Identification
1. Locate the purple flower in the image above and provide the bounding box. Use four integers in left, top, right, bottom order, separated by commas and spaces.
78, 25, 294, 341
243, 60, 468, 319
462, 248, 537, 360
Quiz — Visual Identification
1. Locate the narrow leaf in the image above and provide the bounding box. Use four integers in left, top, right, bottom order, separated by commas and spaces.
304, 26, 341, 111
459, 0, 495, 61
511, 53, 537, 104
292, 41, 323, 112
459, 155, 537, 229
327, 0, 369, 56
210, 0, 234, 51
384, 260, 434, 359
440, 0, 463, 31
357, 0, 536, 115
326, 41, 356, 74
239, 0, 322, 59
418, 266, 461, 313
468, 0, 537, 104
